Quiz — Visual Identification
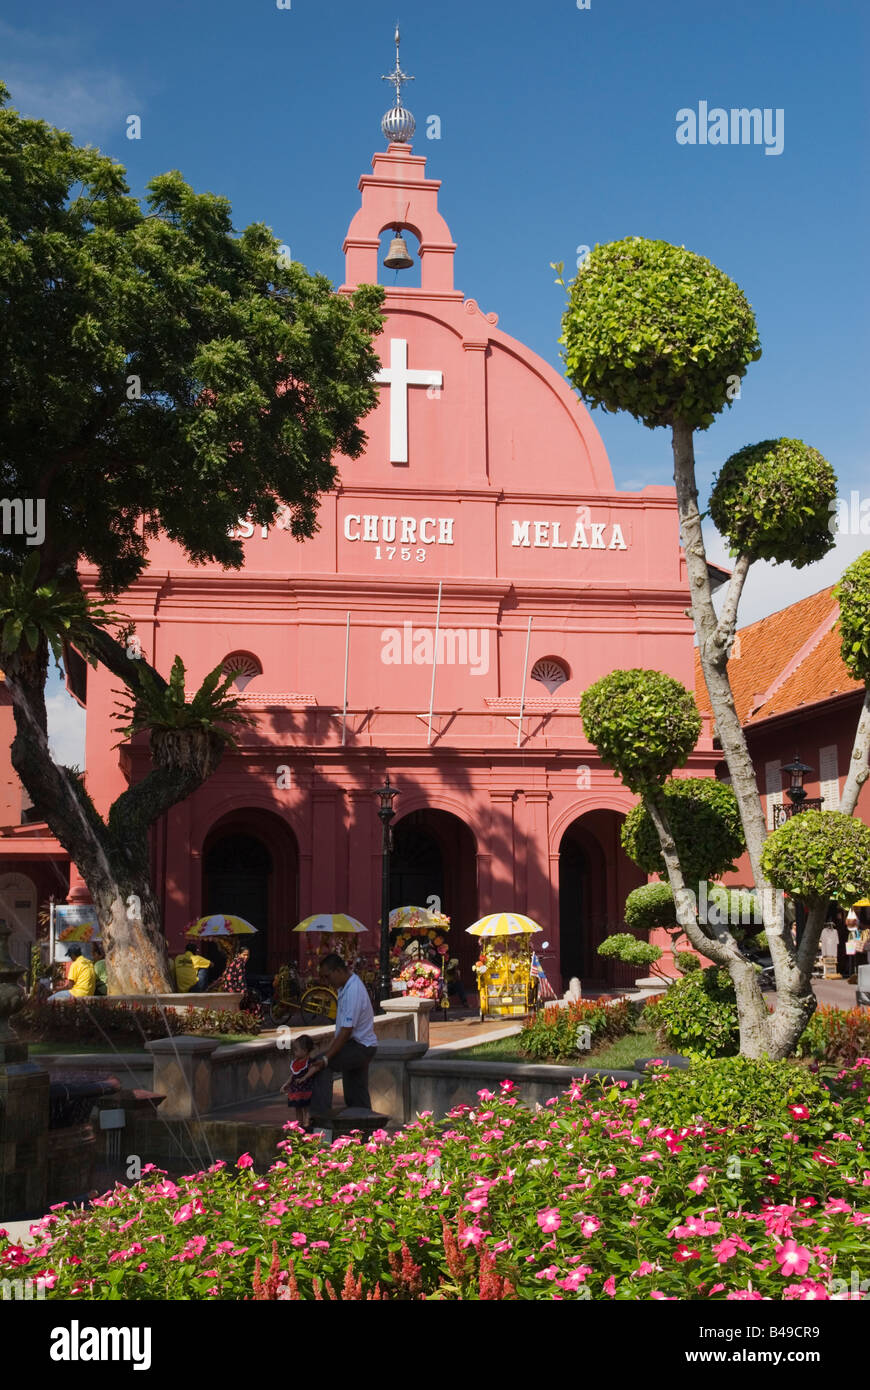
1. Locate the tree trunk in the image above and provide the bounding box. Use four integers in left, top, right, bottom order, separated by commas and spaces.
668, 417, 823, 1057
4, 635, 224, 995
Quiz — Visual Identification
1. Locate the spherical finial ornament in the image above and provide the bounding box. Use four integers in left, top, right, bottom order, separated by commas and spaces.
381, 105, 416, 143
381, 23, 415, 145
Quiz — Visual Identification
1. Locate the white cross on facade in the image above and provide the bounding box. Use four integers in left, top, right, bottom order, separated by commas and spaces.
374, 338, 442, 464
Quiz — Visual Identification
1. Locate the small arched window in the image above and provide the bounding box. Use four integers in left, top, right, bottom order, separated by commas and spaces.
531, 657, 570, 695
221, 651, 262, 692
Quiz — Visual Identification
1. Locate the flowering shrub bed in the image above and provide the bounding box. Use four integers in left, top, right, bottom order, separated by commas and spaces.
13, 999, 263, 1043
643, 967, 740, 1058
9, 1058, 870, 1300
796, 1006, 870, 1067
518, 998, 634, 1063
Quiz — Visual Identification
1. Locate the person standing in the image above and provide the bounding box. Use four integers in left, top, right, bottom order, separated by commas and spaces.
308, 953, 378, 1110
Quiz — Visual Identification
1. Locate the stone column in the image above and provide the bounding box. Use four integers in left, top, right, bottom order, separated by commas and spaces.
145, 1036, 221, 1119
379, 996, 437, 1046
0, 919, 49, 1219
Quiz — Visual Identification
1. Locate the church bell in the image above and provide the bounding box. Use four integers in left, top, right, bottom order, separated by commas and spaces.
384, 229, 414, 271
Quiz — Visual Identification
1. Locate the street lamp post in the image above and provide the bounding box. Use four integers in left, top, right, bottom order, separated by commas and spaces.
781, 752, 815, 947
376, 776, 399, 1008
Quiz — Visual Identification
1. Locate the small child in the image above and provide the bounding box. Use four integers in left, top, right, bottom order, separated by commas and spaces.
280, 1034, 316, 1129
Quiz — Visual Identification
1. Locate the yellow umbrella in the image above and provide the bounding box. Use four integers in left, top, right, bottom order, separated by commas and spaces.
466, 912, 543, 937
851, 898, 870, 908
185, 914, 258, 938
293, 913, 368, 934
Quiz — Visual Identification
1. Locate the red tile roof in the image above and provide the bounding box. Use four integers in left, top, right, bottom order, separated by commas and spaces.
694, 585, 863, 726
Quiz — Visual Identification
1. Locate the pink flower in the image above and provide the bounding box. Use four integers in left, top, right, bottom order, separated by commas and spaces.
290, 1233, 307, 1247
788, 1105, 810, 1120
577, 1215, 600, 1238
603, 1275, 617, 1297
712, 1235, 751, 1262
236, 1153, 254, 1169
215, 1241, 235, 1254
536, 1208, 562, 1234
459, 1224, 484, 1249
775, 1241, 812, 1277
500, 1080, 516, 1093
558, 1268, 591, 1291
688, 1173, 709, 1195
535, 1265, 559, 1281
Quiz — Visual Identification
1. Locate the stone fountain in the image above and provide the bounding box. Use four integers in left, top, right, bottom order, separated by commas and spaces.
0, 917, 49, 1218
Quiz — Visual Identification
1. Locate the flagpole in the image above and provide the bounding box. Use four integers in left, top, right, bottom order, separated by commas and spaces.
341, 611, 351, 746
516, 615, 533, 748
427, 581, 443, 747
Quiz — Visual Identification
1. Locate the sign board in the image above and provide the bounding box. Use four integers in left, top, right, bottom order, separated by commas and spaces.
53, 904, 101, 960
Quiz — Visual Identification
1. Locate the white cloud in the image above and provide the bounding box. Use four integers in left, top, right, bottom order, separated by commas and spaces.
46, 690, 86, 770
705, 523, 868, 628
0, 24, 142, 143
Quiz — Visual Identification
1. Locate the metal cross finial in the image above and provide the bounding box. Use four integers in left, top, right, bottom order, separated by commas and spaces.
381, 23, 415, 108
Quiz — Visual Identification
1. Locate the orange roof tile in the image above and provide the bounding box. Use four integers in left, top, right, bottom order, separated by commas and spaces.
694, 585, 863, 726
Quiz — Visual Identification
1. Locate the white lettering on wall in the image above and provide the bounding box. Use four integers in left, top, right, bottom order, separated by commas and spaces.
510, 518, 631, 551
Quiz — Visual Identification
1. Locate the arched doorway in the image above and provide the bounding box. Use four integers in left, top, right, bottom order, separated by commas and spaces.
390, 809, 478, 983
558, 810, 645, 988
201, 811, 299, 977
0, 871, 37, 971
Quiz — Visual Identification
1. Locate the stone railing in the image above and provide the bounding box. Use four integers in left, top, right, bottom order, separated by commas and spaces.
145, 1004, 426, 1119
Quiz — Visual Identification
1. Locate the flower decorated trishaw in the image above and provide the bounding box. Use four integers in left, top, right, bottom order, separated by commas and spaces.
468, 912, 544, 1020
389, 905, 452, 1007
270, 913, 376, 1026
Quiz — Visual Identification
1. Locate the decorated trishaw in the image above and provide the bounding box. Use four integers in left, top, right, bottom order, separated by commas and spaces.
468, 912, 546, 1020
270, 913, 376, 1026
389, 905, 452, 1008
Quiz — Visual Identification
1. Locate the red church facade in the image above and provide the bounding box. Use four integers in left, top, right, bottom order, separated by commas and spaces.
1, 137, 722, 990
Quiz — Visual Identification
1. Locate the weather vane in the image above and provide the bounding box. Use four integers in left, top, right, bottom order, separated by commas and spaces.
381, 24, 414, 108
380, 24, 416, 143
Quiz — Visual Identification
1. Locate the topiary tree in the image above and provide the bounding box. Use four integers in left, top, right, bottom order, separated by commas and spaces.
624, 882, 678, 931
596, 933, 667, 980
621, 777, 745, 887
579, 668, 700, 794
761, 812, 870, 908
709, 439, 838, 569
561, 235, 870, 1059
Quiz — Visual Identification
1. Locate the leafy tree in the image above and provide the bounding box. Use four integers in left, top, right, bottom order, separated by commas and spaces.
0, 85, 384, 992
560, 236, 869, 1059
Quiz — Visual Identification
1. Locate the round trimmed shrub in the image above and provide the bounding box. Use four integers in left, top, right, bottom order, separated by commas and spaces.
760, 810, 870, 905
835, 549, 870, 682
580, 669, 701, 795
621, 778, 745, 886
643, 966, 739, 1058
560, 236, 761, 430
597, 933, 663, 970
709, 438, 837, 568
624, 882, 677, 931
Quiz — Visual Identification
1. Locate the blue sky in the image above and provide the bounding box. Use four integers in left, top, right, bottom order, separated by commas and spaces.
2, 0, 867, 761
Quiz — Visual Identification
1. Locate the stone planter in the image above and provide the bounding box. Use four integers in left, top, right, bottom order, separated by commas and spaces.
45, 1076, 120, 1205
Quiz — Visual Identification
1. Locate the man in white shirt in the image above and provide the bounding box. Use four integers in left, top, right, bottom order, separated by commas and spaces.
308, 953, 378, 1110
